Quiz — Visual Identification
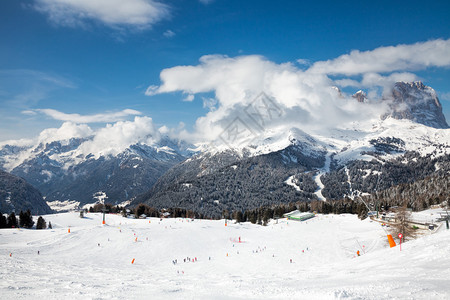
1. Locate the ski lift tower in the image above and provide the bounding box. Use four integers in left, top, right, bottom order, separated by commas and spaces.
102, 206, 108, 225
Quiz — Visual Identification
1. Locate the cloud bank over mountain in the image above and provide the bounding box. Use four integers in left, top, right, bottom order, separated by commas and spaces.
3, 40, 449, 151
146, 39, 450, 144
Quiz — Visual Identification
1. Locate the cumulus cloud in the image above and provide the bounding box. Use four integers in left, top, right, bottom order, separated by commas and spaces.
76, 116, 159, 158
36, 108, 142, 123
37, 122, 94, 144
147, 54, 382, 143
308, 39, 450, 75
146, 39, 450, 145
33, 0, 170, 30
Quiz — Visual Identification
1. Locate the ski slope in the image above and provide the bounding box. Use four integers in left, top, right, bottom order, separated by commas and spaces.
1, 212, 449, 299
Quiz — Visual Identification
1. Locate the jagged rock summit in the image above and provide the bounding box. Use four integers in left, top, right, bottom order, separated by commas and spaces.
352, 90, 367, 103
383, 81, 449, 129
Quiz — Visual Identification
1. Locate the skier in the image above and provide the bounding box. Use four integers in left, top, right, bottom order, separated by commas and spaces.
357, 250, 360, 256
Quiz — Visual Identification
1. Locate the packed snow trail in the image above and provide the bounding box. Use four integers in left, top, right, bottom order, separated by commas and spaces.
313, 152, 332, 201
1, 212, 449, 299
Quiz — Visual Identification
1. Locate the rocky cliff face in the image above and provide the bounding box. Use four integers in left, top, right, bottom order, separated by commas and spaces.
0, 170, 52, 214
383, 81, 448, 129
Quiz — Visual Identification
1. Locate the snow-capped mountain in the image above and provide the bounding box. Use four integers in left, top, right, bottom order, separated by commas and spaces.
0, 134, 193, 211
135, 82, 450, 217
0, 82, 448, 215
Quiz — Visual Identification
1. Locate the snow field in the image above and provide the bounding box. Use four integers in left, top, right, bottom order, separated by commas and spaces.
1, 212, 449, 299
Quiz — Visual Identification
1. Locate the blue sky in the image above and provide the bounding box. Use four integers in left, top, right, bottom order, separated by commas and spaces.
1, 0, 449, 142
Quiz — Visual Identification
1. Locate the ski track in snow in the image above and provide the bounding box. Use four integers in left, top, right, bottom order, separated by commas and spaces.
1, 212, 449, 299
313, 152, 331, 201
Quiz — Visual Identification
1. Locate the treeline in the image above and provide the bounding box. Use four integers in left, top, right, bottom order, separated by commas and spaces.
133, 203, 206, 219
129, 199, 369, 225
224, 199, 369, 225
87, 203, 124, 214
0, 209, 49, 229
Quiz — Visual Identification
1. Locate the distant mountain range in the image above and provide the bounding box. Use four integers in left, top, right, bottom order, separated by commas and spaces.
0, 81, 448, 215
0, 136, 193, 212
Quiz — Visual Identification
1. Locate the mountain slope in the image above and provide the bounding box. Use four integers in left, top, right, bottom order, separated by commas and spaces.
0, 170, 52, 214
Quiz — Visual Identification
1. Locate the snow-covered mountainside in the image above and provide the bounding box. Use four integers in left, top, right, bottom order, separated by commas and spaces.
0, 135, 193, 211
0, 170, 52, 214
137, 82, 450, 217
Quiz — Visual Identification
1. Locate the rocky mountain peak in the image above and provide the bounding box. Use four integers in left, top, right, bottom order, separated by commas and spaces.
382, 81, 448, 129
352, 90, 367, 103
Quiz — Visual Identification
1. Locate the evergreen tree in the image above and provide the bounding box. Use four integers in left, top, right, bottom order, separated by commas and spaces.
233, 211, 244, 223
262, 208, 271, 226
36, 216, 47, 230
0, 213, 7, 228
7, 212, 18, 228
19, 210, 34, 228
248, 211, 257, 224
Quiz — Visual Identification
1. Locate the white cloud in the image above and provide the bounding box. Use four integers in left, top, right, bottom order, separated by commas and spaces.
183, 94, 194, 101
296, 58, 311, 66
21, 110, 38, 116
146, 39, 450, 144
308, 39, 450, 75
37, 122, 94, 144
146, 55, 382, 143
334, 72, 420, 89
361, 72, 419, 88
163, 29, 175, 38
76, 116, 159, 158
33, 0, 170, 30
36, 108, 142, 123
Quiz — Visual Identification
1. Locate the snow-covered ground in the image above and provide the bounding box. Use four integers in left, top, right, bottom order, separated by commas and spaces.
1, 212, 449, 299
